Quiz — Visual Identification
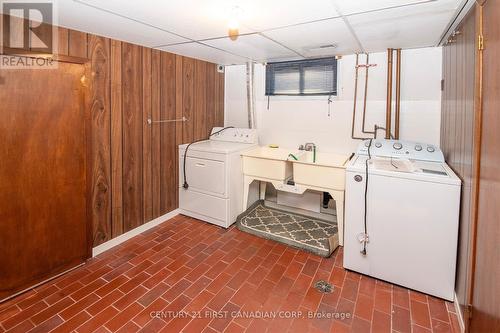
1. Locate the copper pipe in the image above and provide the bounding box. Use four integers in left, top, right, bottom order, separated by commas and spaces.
468, 3, 484, 324
361, 54, 375, 134
385, 48, 393, 139
351, 54, 372, 140
395, 49, 402, 139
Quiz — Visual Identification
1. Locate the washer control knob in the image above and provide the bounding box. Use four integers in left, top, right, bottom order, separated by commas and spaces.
364, 141, 370, 147
354, 175, 363, 182
427, 146, 436, 153
393, 142, 403, 150
415, 144, 423, 151
375, 142, 382, 148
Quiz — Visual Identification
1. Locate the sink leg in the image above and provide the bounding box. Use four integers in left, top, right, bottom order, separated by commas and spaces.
259, 181, 267, 201
243, 176, 253, 210
329, 191, 345, 246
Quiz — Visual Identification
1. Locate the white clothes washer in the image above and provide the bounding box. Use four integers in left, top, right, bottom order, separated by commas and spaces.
344, 139, 461, 301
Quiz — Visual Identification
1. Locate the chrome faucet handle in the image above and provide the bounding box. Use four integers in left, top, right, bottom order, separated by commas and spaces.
299, 145, 305, 150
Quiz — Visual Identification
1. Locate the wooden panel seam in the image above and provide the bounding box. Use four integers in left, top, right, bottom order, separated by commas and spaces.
110, 39, 123, 238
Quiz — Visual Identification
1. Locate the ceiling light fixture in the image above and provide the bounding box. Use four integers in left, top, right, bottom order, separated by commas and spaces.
228, 6, 242, 41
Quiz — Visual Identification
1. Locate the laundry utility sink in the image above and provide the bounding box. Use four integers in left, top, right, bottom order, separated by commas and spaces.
292, 151, 350, 190
241, 147, 350, 246
241, 147, 304, 181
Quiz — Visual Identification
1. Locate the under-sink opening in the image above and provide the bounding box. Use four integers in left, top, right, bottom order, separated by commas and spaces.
262, 181, 337, 222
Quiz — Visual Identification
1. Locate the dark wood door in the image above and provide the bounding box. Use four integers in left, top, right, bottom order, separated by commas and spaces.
470, 1, 500, 331
0, 59, 89, 301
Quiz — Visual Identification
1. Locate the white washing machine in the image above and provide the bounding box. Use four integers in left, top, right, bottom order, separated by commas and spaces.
178, 127, 258, 228
344, 140, 461, 301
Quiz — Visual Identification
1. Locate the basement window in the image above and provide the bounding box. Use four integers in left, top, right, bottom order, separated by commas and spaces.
265, 57, 337, 96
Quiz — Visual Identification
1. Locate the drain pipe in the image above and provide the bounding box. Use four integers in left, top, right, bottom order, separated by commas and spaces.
245, 61, 256, 129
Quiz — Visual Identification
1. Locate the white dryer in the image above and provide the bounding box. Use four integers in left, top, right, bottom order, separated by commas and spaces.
344, 140, 461, 301
178, 127, 258, 228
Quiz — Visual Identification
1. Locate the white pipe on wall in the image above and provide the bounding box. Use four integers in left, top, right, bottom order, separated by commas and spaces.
245, 61, 256, 129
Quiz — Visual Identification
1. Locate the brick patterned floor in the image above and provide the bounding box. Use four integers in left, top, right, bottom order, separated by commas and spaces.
0, 215, 461, 333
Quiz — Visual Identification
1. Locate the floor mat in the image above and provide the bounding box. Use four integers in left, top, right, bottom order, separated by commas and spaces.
236, 200, 339, 257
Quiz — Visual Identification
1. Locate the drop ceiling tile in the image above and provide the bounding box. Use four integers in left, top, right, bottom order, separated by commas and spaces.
72, 0, 255, 41
203, 34, 298, 62
264, 18, 361, 58
65, 0, 340, 41
347, 1, 461, 52
158, 43, 248, 65
333, 0, 435, 16
59, 0, 187, 47
239, 0, 339, 31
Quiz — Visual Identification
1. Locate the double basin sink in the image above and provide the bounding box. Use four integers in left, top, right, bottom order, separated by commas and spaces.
241, 146, 349, 190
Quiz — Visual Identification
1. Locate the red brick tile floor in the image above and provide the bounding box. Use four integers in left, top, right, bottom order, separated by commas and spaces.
0, 215, 461, 333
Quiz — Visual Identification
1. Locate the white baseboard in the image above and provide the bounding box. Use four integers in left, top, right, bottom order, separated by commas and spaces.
92, 209, 180, 257
454, 292, 466, 333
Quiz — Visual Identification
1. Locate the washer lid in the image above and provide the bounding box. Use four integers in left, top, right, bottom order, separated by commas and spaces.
179, 140, 257, 154
347, 156, 461, 186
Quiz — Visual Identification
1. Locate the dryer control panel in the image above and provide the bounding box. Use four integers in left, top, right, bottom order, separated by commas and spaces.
356, 139, 444, 163
210, 127, 258, 144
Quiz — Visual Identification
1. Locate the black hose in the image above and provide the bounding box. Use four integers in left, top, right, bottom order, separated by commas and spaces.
182, 126, 235, 189
362, 138, 373, 255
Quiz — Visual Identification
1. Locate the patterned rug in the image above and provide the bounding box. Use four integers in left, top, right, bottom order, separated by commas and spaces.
236, 200, 339, 257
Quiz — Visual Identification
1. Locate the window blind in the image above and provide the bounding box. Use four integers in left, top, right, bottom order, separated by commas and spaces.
265, 57, 337, 96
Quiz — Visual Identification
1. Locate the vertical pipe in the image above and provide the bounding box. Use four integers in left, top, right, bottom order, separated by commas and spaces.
245, 62, 255, 129
361, 53, 374, 134
385, 49, 393, 139
468, 2, 484, 325
351, 54, 360, 139
395, 49, 402, 139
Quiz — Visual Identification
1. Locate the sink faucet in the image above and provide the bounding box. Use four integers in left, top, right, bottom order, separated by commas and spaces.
302, 143, 317, 163
304, 143, 316, 152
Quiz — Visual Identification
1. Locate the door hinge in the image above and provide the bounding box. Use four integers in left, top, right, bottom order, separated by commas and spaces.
441, 79, 445, 91
478, 34, 484, 50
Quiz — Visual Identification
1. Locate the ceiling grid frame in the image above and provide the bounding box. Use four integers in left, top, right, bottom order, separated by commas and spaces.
8, 0, 466, 64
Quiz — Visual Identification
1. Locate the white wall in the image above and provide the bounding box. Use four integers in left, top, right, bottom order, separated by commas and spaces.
224, 47, 442, 155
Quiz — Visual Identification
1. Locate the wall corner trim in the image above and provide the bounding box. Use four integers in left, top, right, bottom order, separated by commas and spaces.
92, 209, 181, 257
454, 292, 466, 333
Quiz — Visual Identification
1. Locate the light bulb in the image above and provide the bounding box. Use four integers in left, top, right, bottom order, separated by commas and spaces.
227, 6, 241, 41
228, 19, 239, 41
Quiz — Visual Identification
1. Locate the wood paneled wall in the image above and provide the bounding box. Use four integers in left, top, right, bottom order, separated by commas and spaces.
440, 7, 476, 327
442, 4, 500, 331
471, 1, 500, 331
53, 27, 224, 247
